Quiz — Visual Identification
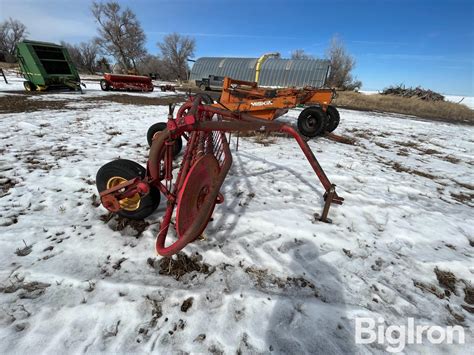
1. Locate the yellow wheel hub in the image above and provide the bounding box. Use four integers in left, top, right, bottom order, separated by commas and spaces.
106, 176, 141, 211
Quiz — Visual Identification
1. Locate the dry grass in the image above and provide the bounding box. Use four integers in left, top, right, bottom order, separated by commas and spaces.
434, 267, 457, 294
0, 62, 19, 70
333, 91, 473, 124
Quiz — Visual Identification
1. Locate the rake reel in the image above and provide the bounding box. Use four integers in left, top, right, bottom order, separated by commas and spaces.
97, 95, 343, 256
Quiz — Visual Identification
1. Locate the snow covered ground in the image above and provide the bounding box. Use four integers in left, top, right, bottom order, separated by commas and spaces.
0, 73, 473, 354
444, 95, 474, 110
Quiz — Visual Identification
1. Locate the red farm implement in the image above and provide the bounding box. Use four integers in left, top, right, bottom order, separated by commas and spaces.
100, 73, 154, 92
96, 94, 343, 256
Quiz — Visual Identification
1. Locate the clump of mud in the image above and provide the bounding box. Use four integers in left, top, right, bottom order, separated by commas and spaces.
181, 297, 194, 312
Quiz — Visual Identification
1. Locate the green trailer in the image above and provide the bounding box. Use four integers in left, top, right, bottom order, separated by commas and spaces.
16, 40, 81, 91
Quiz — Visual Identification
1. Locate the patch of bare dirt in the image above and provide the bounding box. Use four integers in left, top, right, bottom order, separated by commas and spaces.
396, 140, 419, 148
0, 92, 185, 114
464, 285, 474, 305
0, 94, 70, 113
244, 266, 319, 296
413, 280, 446, 299
390, 162, 437, 180
84, 94, 185, 106
15, 240, 32, 256
181, 297, 194, 312
0, 277, 50, 299
100, 213, 149, 236
149, 252, 211, 280
24, 156, 56, 172
50, 145, 79, 159
0, 176, 18, 196
441, 155, 462, 164
434, 267, 457, 295
450, 192, 474, 205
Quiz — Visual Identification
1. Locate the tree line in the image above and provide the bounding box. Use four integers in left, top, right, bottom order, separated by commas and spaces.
0, 2, 195, 81
0, 1, 360, 87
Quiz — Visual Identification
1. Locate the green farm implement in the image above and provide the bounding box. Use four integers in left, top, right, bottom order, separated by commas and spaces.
16, 40, 82, 91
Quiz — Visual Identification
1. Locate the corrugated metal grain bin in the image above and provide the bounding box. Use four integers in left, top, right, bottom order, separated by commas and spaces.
259, 58, 330, 88
190, 57, 257, 82
15, 40, 81, 91
190, 57, 330, 88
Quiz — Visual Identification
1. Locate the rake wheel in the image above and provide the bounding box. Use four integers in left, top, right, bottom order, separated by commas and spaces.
96, 159, 160, 219
176, 154, 220, 241
297, 106, 327, 137
325, 105, 340, 133
147, 122, 183, 157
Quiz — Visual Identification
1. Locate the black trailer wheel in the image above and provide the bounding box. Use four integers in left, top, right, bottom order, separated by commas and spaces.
297, 107, 327, 138
325, 105, 340, 133
23, 81, 36, 91
147, 122, 183, 157
199, 83, 207, 91
96, 159, 160, 220
100, 79, 110, 91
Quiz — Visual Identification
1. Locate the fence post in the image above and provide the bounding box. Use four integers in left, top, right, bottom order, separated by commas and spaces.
0, 68, 8, 84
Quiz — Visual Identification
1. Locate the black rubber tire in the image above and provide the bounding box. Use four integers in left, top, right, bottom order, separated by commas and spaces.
23, 81, 36, 91
146, 122, 183, 157
199, 84, 207, 91
100, 79, 109, 91
96, 159, 160, 220
325, 105, 340, 133
297, 106, 327, 137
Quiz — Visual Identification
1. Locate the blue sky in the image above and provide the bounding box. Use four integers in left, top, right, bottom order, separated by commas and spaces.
1, 0, 473, 95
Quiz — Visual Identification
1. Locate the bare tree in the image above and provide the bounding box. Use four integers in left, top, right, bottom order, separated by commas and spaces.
158, 33, 195, 81
325, 36, 361, 90
61, 41, 100, 74
0, 18, 28, 62
91, 1, 147, 72
96, 57, 111, 73
61, 41, 82, 69
79, 41, 100, 74
291, 49, 313, 60
137, 54, 173, 79
137, 54, 160, 75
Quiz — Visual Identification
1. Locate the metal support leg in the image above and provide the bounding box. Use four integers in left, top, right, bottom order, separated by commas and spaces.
319, 184, 336, 223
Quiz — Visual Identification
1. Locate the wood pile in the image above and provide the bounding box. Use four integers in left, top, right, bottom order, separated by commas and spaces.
381, 85, 445, 101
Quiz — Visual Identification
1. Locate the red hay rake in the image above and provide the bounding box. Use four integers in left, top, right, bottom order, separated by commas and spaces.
97, 95, 343, 256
